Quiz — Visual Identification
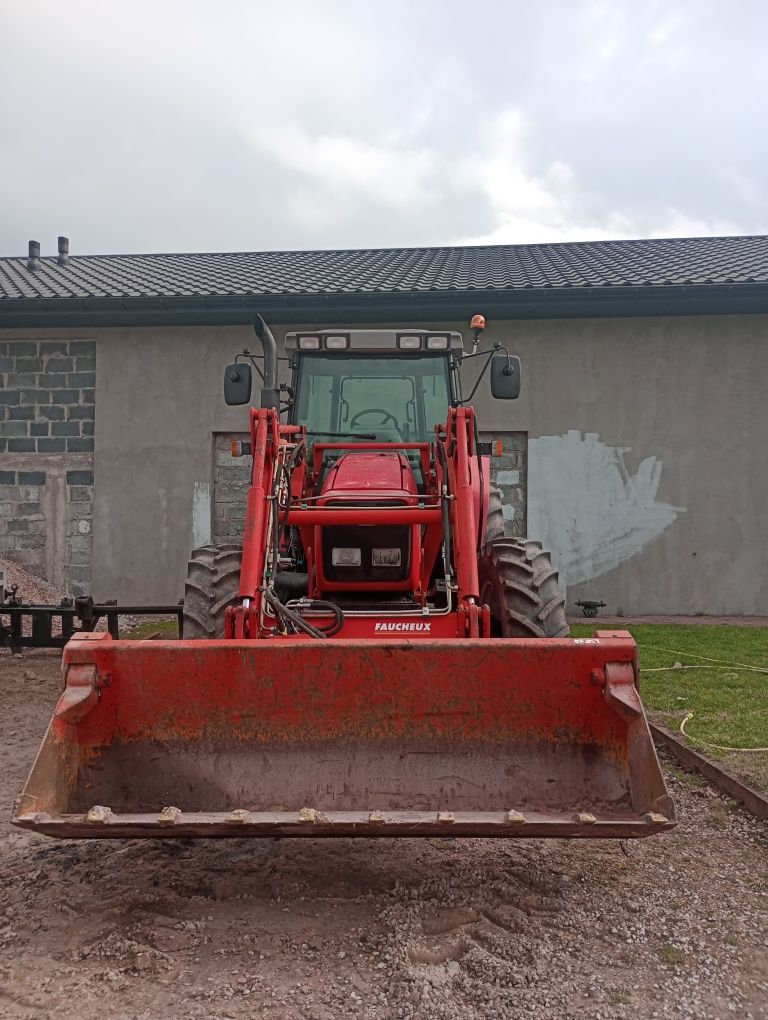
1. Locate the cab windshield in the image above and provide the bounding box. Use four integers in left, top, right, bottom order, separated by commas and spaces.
292, 353, 452, 442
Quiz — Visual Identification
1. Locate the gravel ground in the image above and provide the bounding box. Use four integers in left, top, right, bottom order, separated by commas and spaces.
1, 650, 766, 1020
0, 560, 66, 606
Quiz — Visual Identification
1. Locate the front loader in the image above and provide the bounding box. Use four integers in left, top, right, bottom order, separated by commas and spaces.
13, 316, 675, 839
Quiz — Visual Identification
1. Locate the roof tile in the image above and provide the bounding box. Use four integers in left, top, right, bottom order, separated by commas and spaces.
1, 235, 767, 305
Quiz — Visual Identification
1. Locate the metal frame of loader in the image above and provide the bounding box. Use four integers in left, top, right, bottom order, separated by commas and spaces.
228, 404, 492, 640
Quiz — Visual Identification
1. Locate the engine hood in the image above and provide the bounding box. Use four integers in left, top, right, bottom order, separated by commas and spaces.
320, 450, 417, 501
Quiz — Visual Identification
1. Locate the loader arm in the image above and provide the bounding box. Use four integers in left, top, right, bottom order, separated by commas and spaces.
229, 404, 489, 638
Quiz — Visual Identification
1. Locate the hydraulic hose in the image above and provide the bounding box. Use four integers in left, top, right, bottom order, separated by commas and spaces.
303, 599, 344, 637
473, 413, 484, 551
263, 588, 328, 639
265, 440, 343, 639
436, 437, 455, 583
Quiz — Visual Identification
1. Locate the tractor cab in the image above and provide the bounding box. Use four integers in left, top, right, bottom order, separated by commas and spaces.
286, 329, 461, 443
224, 323, 521, 424
285, 330, 462, 488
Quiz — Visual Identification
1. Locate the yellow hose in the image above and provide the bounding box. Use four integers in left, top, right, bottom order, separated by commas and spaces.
679, 712, 768, 753
653, 647, 768, 674
641, 650, 768, 751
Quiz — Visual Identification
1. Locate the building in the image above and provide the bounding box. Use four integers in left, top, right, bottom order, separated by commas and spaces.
1, 235, 767, 614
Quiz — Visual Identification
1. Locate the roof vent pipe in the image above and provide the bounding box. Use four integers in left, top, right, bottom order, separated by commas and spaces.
27, 240, 41, 271
57, 236, 69, 266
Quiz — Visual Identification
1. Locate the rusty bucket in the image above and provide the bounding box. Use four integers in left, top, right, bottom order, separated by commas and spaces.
13, 630, 675, 839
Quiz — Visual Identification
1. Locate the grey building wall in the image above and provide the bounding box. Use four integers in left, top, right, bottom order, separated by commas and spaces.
2, 314, 766, 613
0, 337, 95, 593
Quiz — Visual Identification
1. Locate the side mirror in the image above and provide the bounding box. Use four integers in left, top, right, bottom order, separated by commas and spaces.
490, 354, 521, 400
224, 363, 252, 405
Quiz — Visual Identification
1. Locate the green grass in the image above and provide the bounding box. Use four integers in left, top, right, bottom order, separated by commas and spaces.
570, 622, 768, 789
124, 617, 180, 640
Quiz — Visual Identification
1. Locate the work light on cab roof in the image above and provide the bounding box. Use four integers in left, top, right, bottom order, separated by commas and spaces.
284, 329, 464, 353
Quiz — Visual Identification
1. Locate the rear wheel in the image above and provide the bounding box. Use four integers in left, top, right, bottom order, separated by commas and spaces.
479, 538, 569, 638
182, 544, 242, 638
484, 483, 508, 541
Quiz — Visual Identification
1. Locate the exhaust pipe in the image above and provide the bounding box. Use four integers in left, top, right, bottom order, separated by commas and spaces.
253, 315, 280, 409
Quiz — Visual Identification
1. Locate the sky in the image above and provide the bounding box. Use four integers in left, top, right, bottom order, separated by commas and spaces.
1, 0, 767, 257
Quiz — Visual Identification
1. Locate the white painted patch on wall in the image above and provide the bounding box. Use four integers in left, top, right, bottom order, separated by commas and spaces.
527, 430, 685, 586
192, 481, 212, 549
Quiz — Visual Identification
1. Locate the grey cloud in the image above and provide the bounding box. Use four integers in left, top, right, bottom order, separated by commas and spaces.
1, 0, 766, 257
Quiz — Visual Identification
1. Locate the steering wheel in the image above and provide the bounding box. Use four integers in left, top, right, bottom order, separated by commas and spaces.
349, 408, 399, 430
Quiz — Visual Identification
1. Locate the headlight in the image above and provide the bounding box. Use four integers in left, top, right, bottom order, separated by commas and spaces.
397, 335, 422, 350
298, 335, 321, 350
372, 548, 402, 567
426, 335, 449, 349
331, 547, 362, 567
324, 335, 349, 350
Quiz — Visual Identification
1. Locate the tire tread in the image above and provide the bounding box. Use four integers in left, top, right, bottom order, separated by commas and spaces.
182, 544, 243, 639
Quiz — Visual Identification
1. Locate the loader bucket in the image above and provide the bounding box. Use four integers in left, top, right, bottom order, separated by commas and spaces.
13, 630, 675, 840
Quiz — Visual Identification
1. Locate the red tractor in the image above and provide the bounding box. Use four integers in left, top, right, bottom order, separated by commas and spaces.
14, 317, 674, 840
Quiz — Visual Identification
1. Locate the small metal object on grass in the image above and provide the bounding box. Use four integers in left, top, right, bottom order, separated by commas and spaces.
575, 599, 607, 618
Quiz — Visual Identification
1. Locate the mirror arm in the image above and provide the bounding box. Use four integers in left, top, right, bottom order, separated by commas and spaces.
459, 340, 506, 361
239, 352, 292, 363
235, 349, 265, 382
457, 343, 510, 405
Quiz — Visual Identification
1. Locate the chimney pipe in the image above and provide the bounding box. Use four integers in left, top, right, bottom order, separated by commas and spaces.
27, 240, 41, 271
57, 236, 69, 266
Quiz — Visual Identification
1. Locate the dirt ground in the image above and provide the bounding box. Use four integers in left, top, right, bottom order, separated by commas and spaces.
1, 651, 766, 1020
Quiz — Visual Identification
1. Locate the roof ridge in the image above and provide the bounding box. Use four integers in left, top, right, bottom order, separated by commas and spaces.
2, 233, 767, 263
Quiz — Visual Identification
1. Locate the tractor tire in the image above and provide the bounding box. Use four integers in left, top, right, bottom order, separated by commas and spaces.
484, 482, 509, 541
479, 538, 569, 638
182, 544, 243, 638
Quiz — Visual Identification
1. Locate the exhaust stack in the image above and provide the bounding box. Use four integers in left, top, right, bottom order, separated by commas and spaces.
253, 314, 280, 409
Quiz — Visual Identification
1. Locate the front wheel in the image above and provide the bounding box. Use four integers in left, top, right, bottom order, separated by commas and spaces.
478, 538, 569, 638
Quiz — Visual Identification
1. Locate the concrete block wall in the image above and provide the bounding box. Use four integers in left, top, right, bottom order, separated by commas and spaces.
481, 431, 527, 538
0, 339, 95, 454
212, 433, 250, 546
0, 338, 96, 594
0, 471, 48, 580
